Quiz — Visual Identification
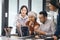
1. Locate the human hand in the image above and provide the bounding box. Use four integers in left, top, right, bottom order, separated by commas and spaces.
35, 35, 40, 38
16, 22, 20, 27
29, 21, 33, 26
29, 31, 31, 35
53, 36, 57, 40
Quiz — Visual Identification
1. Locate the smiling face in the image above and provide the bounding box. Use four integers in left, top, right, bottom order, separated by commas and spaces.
28, 15, 35, 22
21, 7, 27, 17
49, 3, 56, 11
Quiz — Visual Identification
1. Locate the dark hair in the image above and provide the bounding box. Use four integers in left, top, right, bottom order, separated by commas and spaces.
39, 11, 47, 17
19, 5, 28, 15
49, 0, 59, 8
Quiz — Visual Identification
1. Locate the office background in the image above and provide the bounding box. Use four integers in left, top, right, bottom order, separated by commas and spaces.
0, 0, 59, 36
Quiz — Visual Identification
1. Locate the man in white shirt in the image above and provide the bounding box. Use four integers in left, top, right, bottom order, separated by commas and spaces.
35, 11, 55, 35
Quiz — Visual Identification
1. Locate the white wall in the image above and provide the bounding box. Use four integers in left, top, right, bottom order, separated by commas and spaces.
0, 0, 2, 35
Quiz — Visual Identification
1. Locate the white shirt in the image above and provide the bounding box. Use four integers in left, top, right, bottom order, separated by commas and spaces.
47, 10, 58, 24
16, 14, 28, 26
39, 19, 55, 35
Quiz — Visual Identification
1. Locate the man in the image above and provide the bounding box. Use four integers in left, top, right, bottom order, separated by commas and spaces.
35, 11, 55, 36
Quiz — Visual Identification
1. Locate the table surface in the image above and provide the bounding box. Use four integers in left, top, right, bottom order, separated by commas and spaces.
0, 36, 60, 40
0, 36, 44, 40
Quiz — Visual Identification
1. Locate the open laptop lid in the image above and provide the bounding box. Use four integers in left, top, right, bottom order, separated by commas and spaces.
20, 26, 29, 37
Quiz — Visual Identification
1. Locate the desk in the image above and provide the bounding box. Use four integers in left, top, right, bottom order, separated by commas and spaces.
0, 36, 44, 40
0, 36, 54, 40
12, 35, 54, 40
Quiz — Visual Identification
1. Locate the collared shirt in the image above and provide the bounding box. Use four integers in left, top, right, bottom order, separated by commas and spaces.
16, 14, 28, 26
47, 10, 58, 24
39, 19, 55, 35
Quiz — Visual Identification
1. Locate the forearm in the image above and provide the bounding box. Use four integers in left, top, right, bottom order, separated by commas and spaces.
4, 29, 8, 33
45, 32, 54, 35
35, 30, 46, 35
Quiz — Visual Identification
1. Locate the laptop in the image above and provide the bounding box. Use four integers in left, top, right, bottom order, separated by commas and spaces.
19, 26, 34, 39
20, 26, 29, 37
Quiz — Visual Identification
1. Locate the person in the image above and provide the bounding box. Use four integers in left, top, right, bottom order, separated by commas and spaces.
16, 5, 28, 36
35, 11, 55, 36
47, 0, 58, 25
26, 11, 40, 35
53, 4, 60, 40
47, 0, 60, 40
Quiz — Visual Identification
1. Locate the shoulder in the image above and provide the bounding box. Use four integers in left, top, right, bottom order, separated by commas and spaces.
25, 15, 28, 18
15, 14, 20, 19
26, 21, 30, 26
35, 21, 40, 26
26, 21, 30, 24
47, 11, 52, 14
16, 14, 21, 18
47, 19, 53, 24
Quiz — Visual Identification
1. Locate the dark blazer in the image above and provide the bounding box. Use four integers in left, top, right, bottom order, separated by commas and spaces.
54, 9, 60, 37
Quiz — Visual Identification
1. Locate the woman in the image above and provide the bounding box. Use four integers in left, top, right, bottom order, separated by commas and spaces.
16, 5, 28, 36
26, 11, 40, 35
47, 1, 58, 25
